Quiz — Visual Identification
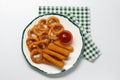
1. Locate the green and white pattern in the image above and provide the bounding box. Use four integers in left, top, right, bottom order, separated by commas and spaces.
39, 6, 101, 62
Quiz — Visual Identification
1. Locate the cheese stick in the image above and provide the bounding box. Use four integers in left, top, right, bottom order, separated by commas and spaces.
41, 58, 51, 64
43, 48, 67, 60
54, 40, 73, 51
43, 53, 64, 68
47, 43, 70, 57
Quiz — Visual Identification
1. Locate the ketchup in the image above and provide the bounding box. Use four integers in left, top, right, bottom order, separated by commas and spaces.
58, 30, 73, 44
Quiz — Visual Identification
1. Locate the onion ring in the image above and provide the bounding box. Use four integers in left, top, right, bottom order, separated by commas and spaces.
28, 29, 38, 38
46, 16, 59, 27
39, 31, 50, 41
35, 40, 49, 50
51, 23, 64, 35
28, 42, 38, 52
32, 24, 42, 36
26, 37, 38, 46
38, 18, 49, 31
48, 29, 58, 40
30, 49, 43, 63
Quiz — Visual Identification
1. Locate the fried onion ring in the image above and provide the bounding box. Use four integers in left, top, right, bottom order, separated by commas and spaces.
51, 23, 64, 35
47, 16, 59, 26
32, 24, 42, 36
30, 49, 43, 63
48, 29, 58, 40
39, 31, 50, 41
28, 42, 38, 52
26, 37, 38, 46
35, 40, 49, 50
38, 18, 49, 31
28, 29, 38, 38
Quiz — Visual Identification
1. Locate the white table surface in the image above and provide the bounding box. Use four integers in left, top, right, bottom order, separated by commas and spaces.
0, 0, 120, 80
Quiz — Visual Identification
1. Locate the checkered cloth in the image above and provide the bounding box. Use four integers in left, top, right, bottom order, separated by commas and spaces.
39, 6, 101, 62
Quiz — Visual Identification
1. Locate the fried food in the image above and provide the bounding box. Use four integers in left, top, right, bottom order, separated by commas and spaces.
26, 16, 73, 68
26, 37, 38, 46
51, 23, 64, 35
43, 53, 64, 68
47, 43, 70, 57
46, 16, 60, 26
30, 49, 43, 63
38, 18, 49, 31
54, 40, 73, 51
39, 31, 50, 41
43, 48, 67, 60
48, 28, 58, 40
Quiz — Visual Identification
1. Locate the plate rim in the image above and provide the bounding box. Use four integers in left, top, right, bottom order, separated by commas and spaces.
21, 13, 84, 75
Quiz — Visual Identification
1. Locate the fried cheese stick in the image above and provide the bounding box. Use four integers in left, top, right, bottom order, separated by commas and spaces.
43, 48, 66, 60
54, 40, 73, 51
43, 53, 64, 68
47, 43, 70, 57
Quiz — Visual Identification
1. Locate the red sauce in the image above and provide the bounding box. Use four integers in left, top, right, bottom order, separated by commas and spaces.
58, 30, 73, 44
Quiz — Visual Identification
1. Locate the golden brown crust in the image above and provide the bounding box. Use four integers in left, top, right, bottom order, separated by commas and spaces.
48, 28, 58, 40
37, 40, 49, 49
38, 18, 49, 31
43, 48, 67, 60
47, 43, 70, 57
43, 53, 64, 68
30, 49, 43, 63
54, 40, 73, 51
26, 37, 38, 46
51, 23, 64, 35
39, 31, 50, 42
46, 16, 60, 26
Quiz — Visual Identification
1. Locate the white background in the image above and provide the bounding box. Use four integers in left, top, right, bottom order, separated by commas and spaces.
0, 0, 120, 80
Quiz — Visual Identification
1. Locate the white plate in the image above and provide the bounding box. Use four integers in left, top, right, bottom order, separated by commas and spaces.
21, 14, 84, 74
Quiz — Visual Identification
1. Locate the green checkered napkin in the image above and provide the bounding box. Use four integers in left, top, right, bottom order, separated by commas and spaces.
39, 6, 101, 62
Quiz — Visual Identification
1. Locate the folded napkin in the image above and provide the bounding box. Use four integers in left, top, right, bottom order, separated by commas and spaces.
39, 6, 101, 62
